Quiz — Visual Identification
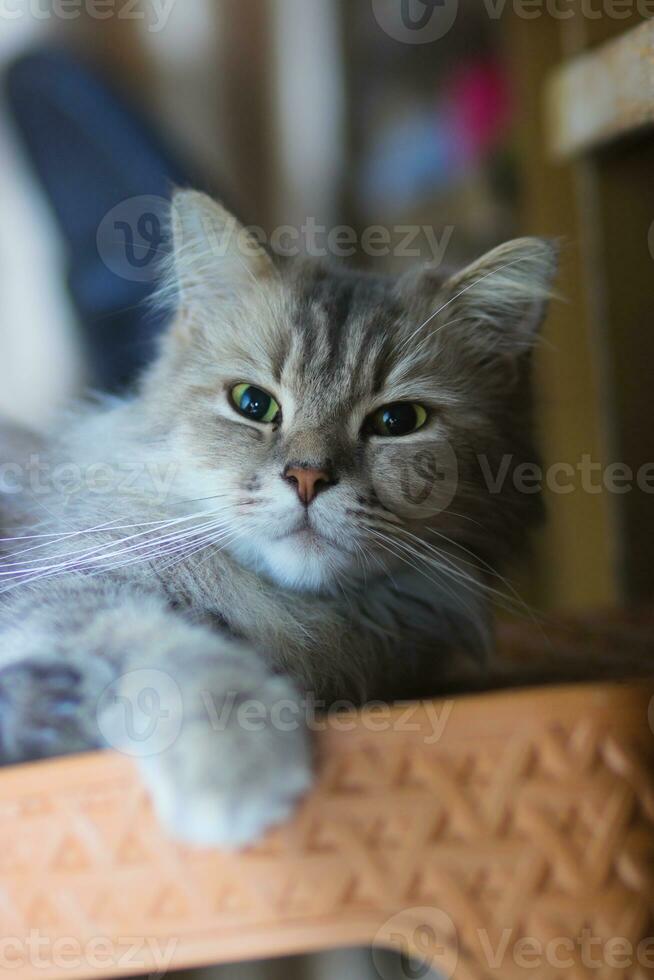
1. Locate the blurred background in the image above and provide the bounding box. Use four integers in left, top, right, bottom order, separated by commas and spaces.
0, 2, 652, 631
0, 4, 653, 979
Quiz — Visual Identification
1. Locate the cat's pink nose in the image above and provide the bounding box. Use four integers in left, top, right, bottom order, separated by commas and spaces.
284, 465, 334, 506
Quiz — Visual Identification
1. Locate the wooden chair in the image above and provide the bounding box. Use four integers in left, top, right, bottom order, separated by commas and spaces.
0, 678, 652, 980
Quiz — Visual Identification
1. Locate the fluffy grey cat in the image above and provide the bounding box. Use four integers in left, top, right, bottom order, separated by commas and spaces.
0, 191, 556, 847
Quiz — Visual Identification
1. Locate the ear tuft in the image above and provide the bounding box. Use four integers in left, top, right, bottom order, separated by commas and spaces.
163, 190, 275, 309
439, 237, 560, 351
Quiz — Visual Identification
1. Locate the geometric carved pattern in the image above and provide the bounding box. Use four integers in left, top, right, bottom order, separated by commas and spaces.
0, 681, 652, 980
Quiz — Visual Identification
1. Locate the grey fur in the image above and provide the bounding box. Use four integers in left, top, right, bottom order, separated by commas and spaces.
0, 192, 557, 846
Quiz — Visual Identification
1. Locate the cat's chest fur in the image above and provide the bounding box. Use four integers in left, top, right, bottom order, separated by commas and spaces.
159, 550, 485, 703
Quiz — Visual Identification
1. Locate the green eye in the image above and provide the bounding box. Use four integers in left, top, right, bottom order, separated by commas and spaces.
367, 402, 428, 438
231, 384, 281, 424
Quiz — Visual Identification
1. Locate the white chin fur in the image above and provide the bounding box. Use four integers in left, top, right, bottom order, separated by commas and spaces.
258, 535, 354, 593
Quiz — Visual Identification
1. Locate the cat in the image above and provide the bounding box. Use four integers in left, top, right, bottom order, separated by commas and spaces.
0, 190, 557, 847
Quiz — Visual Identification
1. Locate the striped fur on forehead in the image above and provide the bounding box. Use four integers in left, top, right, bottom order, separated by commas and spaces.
279, 261, 407, 401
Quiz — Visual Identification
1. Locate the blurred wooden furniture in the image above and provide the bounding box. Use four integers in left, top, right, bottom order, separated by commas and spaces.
0, 679, 652, 980
508, 10, 654, 610
548, 21, 654, 158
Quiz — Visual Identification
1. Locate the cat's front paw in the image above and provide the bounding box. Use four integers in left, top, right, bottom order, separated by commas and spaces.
0, 657, 109, 762
137, 677, 313, 849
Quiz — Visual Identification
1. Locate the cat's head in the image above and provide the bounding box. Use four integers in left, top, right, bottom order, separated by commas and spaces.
145, 191, 557, 594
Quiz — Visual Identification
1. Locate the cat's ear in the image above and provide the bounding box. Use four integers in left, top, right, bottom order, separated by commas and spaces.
405, 237, 559, 359
168, 190, 275, 308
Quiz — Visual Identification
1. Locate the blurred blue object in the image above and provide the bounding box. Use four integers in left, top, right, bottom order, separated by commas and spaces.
361, 109, 460, 213
4, 47, 219, 391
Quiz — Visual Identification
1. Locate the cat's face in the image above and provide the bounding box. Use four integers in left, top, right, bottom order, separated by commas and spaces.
148, 192, 556, 594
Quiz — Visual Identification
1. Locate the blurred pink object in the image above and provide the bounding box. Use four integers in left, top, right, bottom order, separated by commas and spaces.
443, 59, 512, 165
